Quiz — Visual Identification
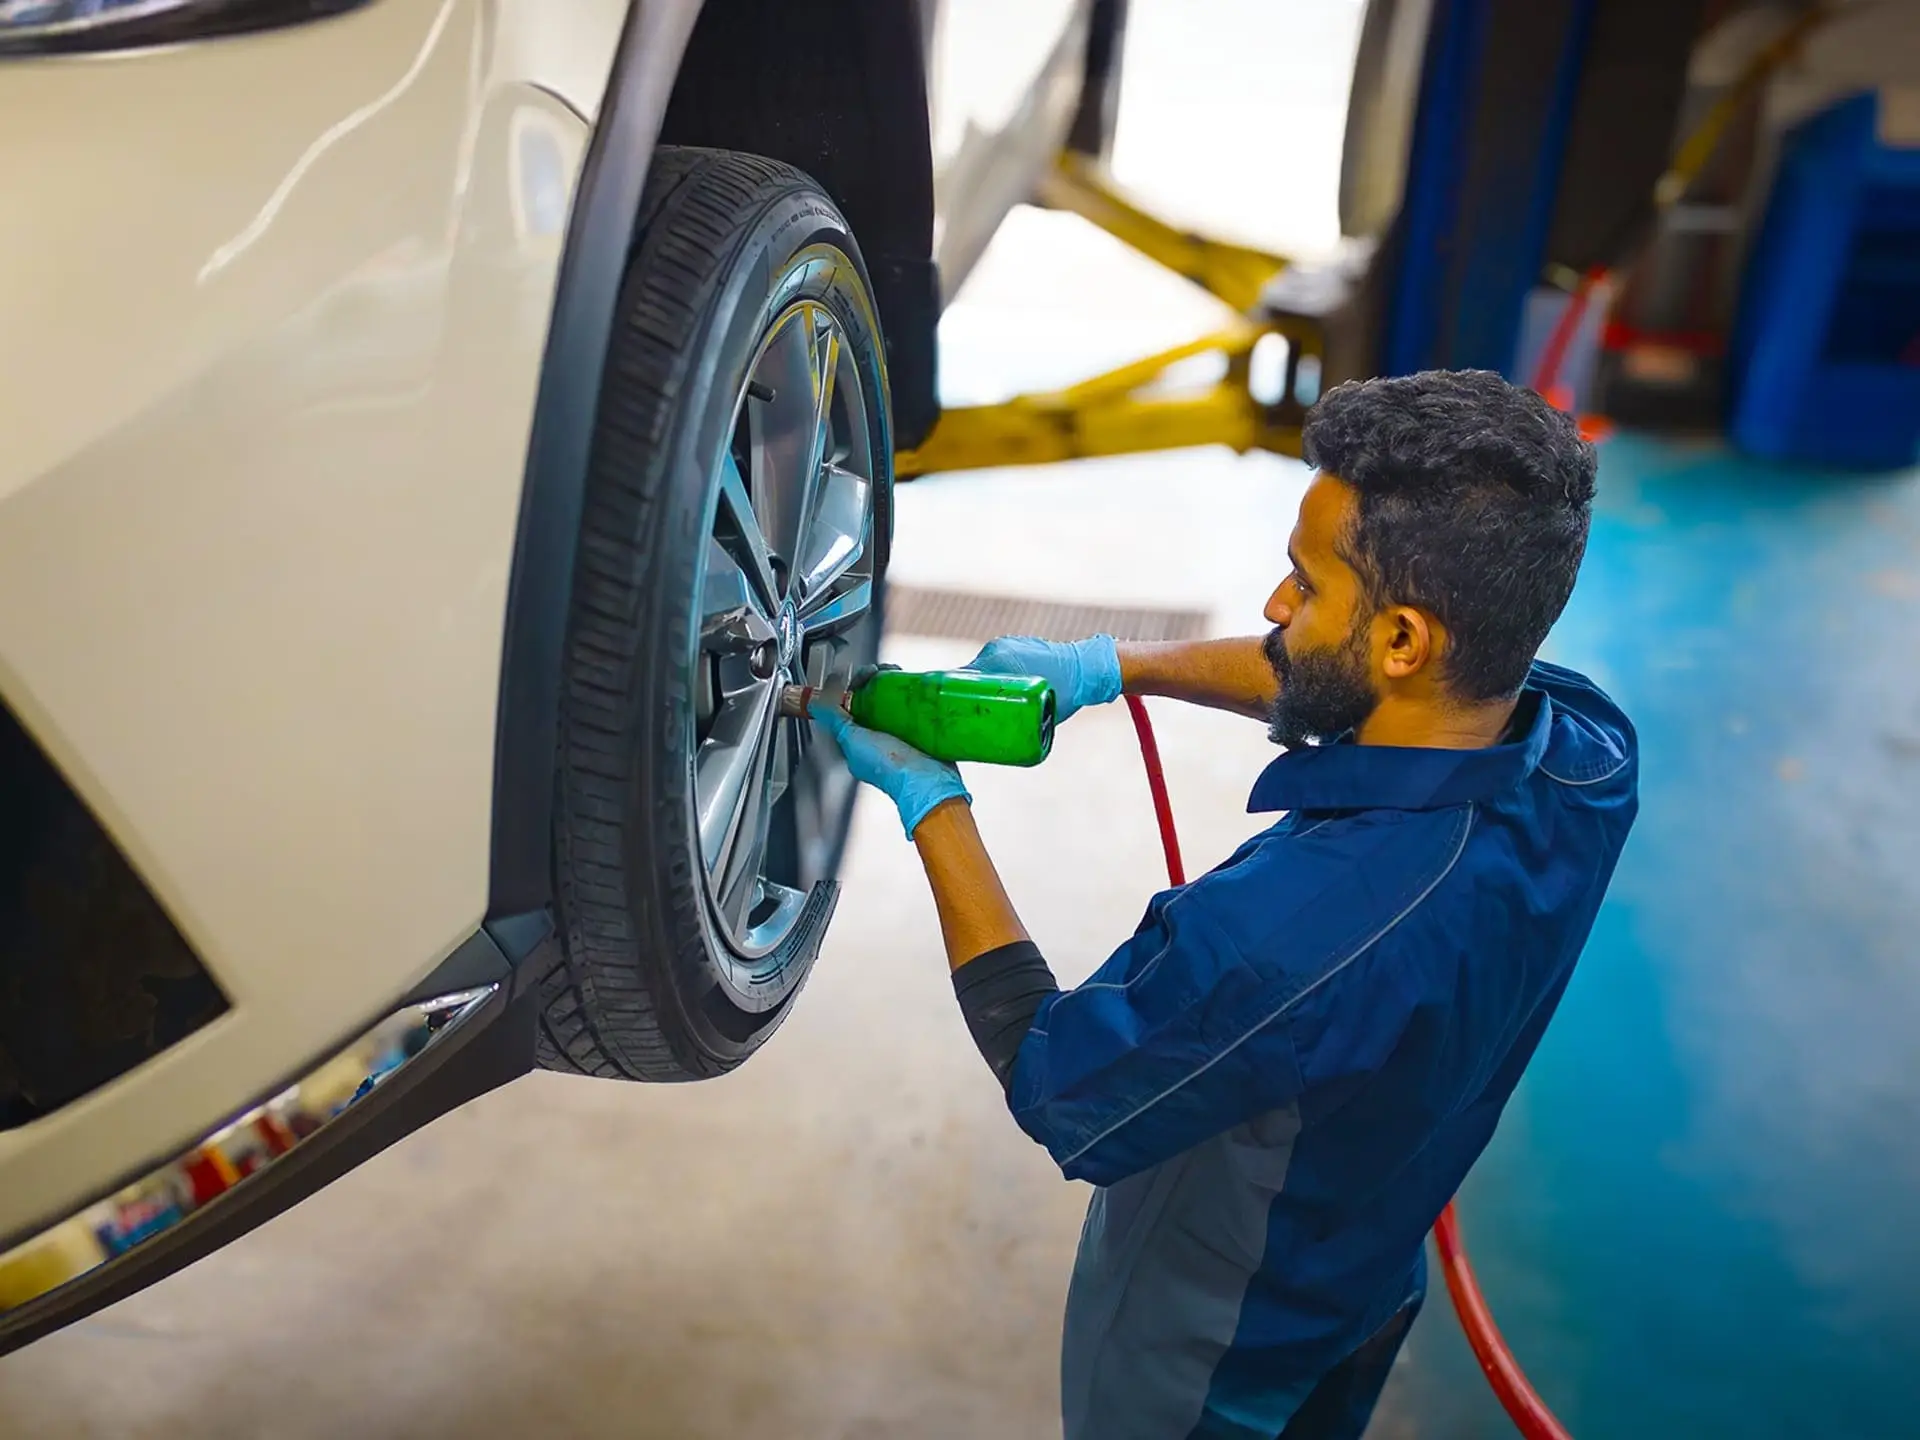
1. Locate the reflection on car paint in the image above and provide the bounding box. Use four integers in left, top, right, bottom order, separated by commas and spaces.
511, 106, 574, 240
196, 0, 464, 284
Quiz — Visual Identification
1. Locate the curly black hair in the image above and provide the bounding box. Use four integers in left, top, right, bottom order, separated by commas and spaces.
1301, 369, 1598, 702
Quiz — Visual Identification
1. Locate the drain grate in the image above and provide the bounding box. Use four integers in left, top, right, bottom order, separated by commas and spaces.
885, 584, 1211, 644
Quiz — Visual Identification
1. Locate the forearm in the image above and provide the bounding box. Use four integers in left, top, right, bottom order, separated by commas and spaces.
912, 797, 1029, 970
913, 798, 1059, 1089
1117, 636, 1277, 720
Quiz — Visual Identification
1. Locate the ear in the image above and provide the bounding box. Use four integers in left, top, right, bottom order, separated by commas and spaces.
1379, 606, 1436, 681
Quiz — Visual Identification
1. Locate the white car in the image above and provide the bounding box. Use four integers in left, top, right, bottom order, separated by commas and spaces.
0, 0, 1127, 1350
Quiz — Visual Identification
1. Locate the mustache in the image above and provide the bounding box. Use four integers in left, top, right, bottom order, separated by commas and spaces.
1262, 626, 1290, 678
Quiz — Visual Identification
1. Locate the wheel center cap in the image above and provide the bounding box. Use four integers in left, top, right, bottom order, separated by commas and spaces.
776, 600, 800, 671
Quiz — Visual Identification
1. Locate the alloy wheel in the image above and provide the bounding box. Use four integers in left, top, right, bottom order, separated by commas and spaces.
691, 298, 877, 967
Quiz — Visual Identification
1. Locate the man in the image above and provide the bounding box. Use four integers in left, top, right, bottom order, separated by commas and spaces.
814, 369, 1637, 1439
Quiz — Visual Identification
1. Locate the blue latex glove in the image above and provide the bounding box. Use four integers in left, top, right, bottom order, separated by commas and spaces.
810, 702, 971, 840
963, 634, 1122, 724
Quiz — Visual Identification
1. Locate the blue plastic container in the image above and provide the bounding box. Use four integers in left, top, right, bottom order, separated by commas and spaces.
1728, 91, 1920, 469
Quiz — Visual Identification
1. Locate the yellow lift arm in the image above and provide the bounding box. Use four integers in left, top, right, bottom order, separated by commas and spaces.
896, 153, 1319, 480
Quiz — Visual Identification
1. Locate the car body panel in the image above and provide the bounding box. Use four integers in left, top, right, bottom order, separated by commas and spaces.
491, 0, 632, 122
0, 0, 594, 1243
0, 0, 1102, 1259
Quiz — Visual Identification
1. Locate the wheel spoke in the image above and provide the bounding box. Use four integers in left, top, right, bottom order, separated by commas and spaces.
794, 461, 869, 602
748, 306, 837, 576
715, 712, 785, 935
714, 453, 780, 617
798, 576, 873, 639
700, 541, 778, 654
751, 881, 810, 948
807, 321, 840, 492
792, 731, 851, 888
695, 678, 778, 875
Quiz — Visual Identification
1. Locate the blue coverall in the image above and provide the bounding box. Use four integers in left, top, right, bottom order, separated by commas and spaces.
954, 660, 1638, 1438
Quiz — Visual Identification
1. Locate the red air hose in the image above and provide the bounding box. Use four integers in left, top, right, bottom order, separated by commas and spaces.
1532, 265, 1615, 444
1122, 695, 1571, 1439
1433, 1206, 1573, 1440
1533, 266, 1609, 414
1124, 695, 1186, 887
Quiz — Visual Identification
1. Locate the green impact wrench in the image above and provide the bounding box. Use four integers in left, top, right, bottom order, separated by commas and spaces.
781, 667, 1056, 767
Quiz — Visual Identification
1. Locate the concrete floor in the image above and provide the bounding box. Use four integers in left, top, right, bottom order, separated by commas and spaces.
1388, 435, 1920, 1440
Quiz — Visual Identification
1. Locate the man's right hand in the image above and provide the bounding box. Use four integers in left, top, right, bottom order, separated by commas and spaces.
810, 702, 970, 839
964, 635, 1122, 724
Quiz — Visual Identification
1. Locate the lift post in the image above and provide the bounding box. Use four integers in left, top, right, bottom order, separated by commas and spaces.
896, 153, 1335, 479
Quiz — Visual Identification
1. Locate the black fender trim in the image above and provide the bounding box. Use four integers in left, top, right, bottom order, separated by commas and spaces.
487, 0, 703, 924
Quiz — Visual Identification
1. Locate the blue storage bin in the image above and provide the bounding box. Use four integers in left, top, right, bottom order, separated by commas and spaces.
1728, 91, 1920, 470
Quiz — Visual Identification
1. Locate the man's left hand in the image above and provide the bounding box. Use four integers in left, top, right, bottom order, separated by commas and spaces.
964, 635, 1121, 724
811, 703, 971, 839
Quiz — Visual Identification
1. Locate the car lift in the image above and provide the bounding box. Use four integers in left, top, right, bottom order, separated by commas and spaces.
895, 0, 1833, 487
895, 150, 1341, 479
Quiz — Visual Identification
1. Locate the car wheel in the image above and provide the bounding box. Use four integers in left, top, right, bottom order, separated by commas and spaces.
535, 146, 891, 1082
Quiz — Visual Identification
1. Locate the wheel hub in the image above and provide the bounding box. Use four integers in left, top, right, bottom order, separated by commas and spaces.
776, 599, 801, 674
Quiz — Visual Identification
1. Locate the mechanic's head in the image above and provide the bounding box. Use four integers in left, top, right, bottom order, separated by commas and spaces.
1263, 369, 1597, 749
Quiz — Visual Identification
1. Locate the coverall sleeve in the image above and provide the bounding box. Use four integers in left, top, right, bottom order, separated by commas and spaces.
1004, 880, 1307, 1187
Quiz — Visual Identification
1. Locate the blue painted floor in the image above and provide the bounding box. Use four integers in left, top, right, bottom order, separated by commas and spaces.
1382, 434, 1920, 1439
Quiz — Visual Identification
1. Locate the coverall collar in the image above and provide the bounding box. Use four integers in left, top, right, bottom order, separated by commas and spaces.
1247, 687, 1553, 814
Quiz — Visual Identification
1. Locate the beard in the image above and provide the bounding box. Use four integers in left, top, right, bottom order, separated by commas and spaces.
1264, 620, 1379, 749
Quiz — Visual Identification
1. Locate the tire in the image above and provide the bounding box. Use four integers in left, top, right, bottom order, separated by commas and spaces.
535, 147, 892, 1082
1065, 0, 1130, 161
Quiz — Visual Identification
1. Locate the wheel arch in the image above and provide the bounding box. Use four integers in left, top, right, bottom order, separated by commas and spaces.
656, 0, 939, 449
486, 0, 935, 941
